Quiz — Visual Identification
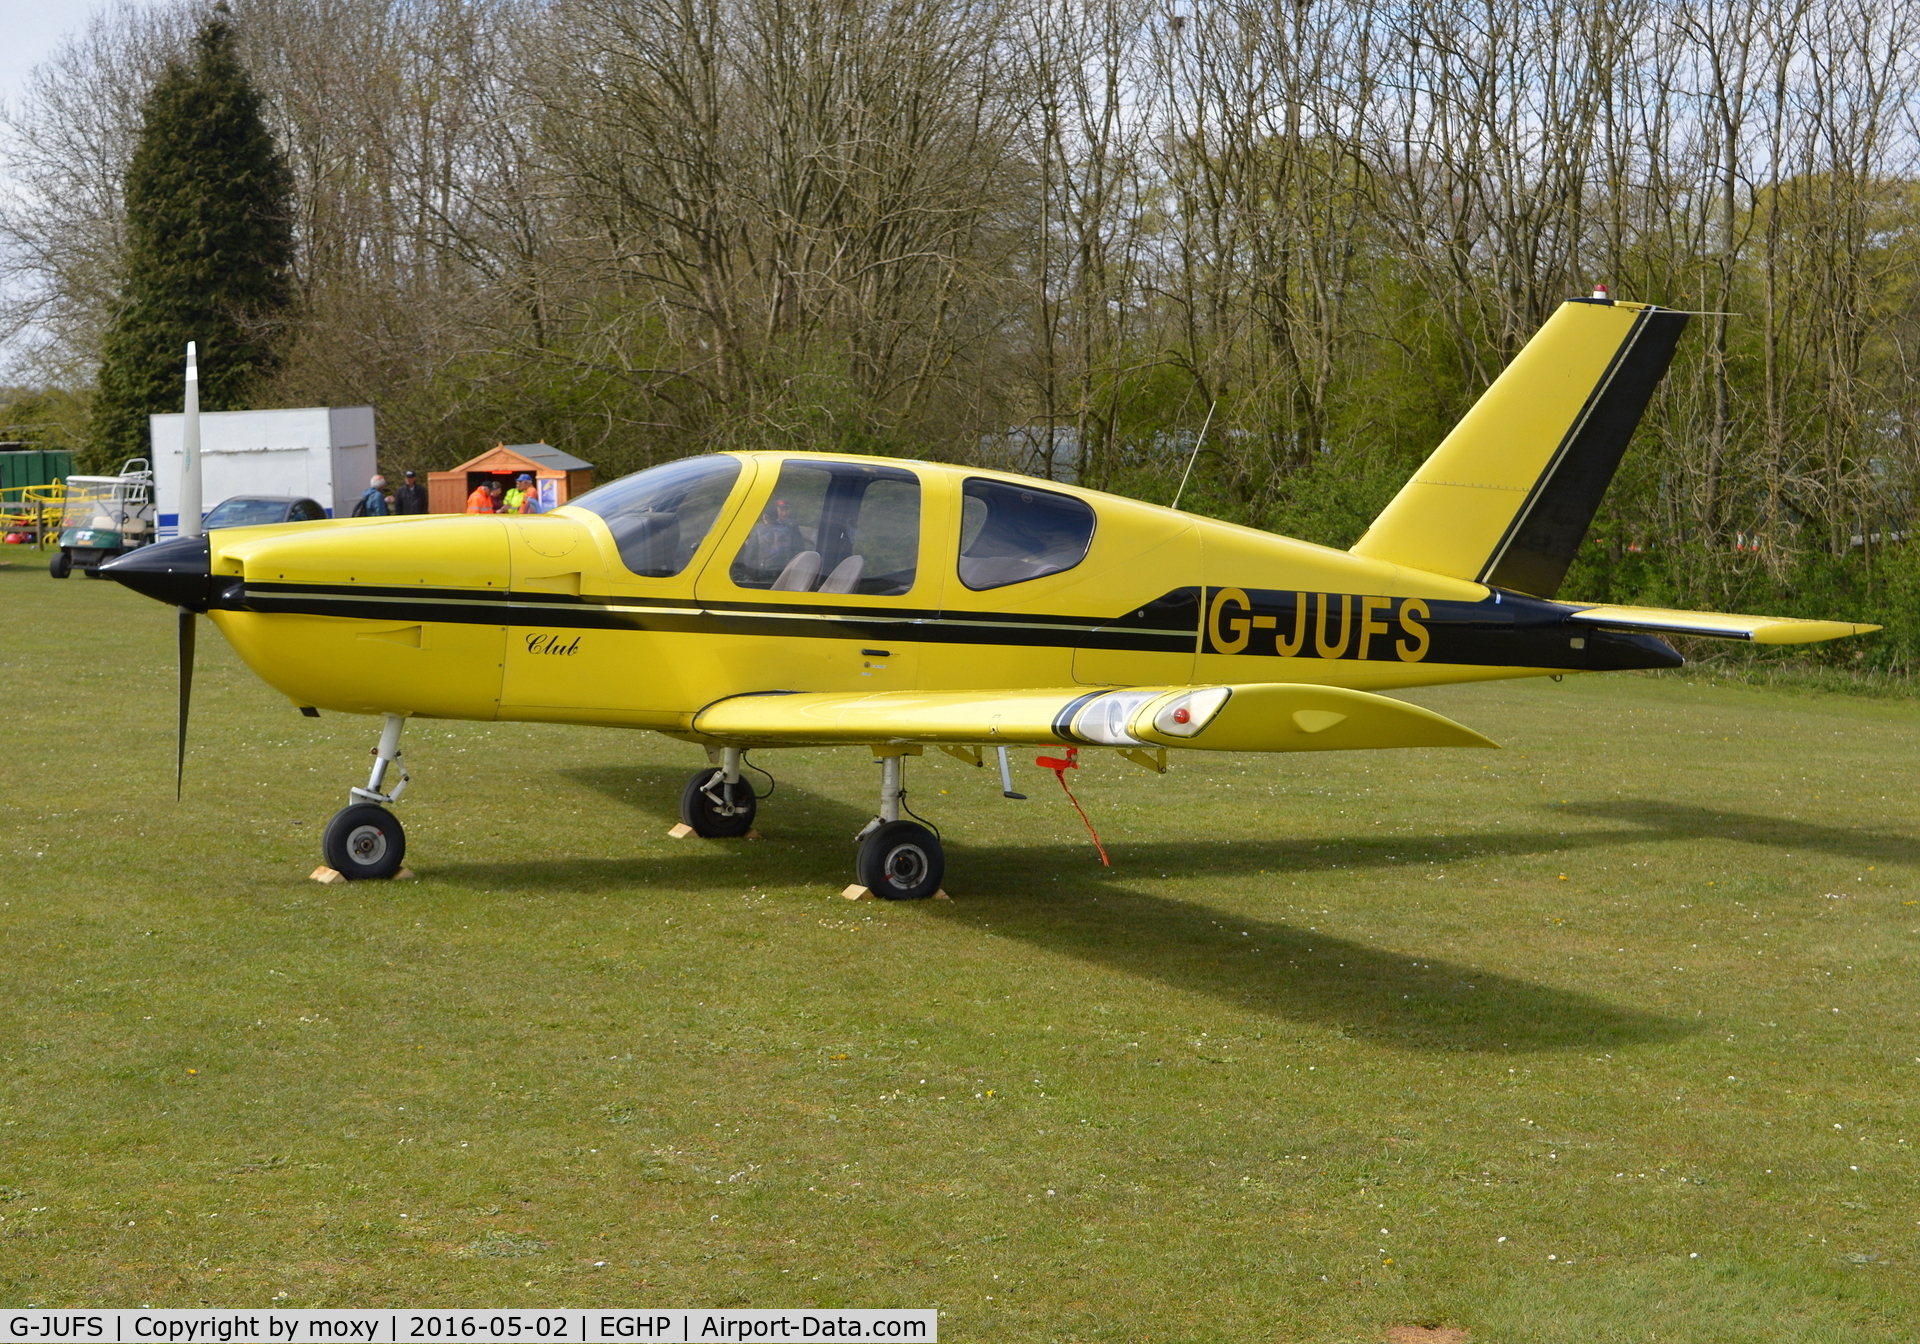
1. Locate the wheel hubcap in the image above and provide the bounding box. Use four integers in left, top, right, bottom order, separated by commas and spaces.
882, 843, 927, 888
701, 777, 745, 817
346, 824, 388, 865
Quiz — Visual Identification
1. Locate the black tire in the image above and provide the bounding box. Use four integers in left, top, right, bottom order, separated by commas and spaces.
679, 768, 757, 837
48, 550, 70, 579
321, 803, 407, 880
857, 820, 944, 900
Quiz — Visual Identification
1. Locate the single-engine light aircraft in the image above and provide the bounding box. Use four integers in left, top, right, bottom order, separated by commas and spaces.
104, 298, 1876, 896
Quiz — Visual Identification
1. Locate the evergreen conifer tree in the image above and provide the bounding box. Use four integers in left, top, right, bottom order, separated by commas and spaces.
89, 7, 293, 468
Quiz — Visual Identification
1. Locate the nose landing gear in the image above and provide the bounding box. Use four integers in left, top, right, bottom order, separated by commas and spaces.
320, 713, 409, 880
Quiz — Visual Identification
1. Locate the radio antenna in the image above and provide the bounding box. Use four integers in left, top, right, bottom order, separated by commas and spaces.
1170, 399, 1217, 512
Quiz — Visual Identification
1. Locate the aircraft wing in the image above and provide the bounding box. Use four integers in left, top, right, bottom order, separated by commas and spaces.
690, 683, 1498, 753
1563, 604, 1880, 645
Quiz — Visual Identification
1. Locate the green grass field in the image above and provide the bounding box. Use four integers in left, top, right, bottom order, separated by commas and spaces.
2, 547, 1916, 1340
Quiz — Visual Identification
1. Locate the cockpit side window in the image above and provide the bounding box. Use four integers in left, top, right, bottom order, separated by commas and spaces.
957, 478, 1096, 590
567, 455, 743, 578
730, 461, 920, 596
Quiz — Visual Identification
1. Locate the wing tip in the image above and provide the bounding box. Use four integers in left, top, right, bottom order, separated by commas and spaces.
1751, 620, 1883, 646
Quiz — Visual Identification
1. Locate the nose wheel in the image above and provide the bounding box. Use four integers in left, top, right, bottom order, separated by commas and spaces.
320, 713, 411, 880
322, 802, 407, 879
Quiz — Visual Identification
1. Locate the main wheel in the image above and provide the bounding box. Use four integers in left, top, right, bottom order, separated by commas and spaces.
679, 768, 757, 837
48, 550, 70, 578
857, 820, 944, 900
322, 803, 407, 880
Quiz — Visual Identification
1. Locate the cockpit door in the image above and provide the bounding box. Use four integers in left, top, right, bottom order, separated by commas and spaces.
694, 457, 943, 694
504, 453, 758, 720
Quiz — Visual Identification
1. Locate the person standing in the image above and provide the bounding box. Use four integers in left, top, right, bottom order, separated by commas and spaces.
465, 479, 503, 513
394, 470, 429, 514
357, 475, 389, 516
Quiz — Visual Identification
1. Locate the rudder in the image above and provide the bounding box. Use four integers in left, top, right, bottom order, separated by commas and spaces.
1351, 299, 1689, 597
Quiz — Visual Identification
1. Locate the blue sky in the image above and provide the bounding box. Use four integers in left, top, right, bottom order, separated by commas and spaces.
0, 0, 136, 373
0, 1, 116, 113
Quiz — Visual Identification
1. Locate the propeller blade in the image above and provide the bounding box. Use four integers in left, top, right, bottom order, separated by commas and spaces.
177, 606, 196, 800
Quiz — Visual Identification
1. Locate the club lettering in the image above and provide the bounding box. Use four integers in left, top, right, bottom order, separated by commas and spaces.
524, 633, 581, 656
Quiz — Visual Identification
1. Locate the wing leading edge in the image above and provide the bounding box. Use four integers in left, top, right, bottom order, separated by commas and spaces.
690, 683, 1498, 753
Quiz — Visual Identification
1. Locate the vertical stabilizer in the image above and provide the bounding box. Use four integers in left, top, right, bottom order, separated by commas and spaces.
1351, 299, 1689, 597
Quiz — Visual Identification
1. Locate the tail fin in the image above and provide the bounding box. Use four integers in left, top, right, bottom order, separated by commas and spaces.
1351, 299, 1689, 597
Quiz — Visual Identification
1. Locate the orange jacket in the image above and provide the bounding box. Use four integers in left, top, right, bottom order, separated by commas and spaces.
465, 486, 497, 514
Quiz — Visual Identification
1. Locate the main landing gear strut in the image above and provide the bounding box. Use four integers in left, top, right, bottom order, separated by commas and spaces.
321, 713, 409, 880
853, 749, 944, 900
680, 744, 940, 896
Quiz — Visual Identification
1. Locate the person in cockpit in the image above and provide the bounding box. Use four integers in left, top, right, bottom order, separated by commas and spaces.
739, 497, 804, 578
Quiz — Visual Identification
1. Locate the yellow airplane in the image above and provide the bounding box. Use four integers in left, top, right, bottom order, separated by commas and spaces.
103, 297, 1875, 896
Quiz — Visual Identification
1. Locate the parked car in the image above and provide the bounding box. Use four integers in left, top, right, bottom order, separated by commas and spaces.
201, 495, 329, 529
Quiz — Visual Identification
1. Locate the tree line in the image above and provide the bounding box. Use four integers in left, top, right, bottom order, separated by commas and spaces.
3, 0, 1918, 669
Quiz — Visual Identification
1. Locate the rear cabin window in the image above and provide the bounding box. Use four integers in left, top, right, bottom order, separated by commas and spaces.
568, 455, 742, 578
730, 461, 920, 596
956, 478, 1096, 590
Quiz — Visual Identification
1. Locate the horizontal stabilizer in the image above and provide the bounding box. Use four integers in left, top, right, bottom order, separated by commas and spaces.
691, 684, 1497, 754
1565, 604, 1880, 645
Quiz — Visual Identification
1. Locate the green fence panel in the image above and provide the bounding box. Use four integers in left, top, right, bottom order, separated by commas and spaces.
0, 449, 74, 492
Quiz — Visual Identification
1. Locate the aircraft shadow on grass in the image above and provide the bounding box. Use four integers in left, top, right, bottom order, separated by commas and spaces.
1565, 799, 1918, 868
415, 766, 1690, 1054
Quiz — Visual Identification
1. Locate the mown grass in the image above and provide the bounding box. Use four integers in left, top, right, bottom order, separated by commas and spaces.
2, 546, 1917, 1340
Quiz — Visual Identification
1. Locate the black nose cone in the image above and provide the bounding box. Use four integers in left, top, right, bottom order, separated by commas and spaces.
100, 535, 213, 610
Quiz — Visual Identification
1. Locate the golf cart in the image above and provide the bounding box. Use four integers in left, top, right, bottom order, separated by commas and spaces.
50, 459, 155, 578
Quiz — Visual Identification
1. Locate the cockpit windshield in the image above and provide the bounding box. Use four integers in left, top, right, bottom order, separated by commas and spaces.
567, 456, 743, 578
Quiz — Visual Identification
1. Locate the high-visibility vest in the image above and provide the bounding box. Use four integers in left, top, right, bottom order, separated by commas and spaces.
465, 486, 495, 513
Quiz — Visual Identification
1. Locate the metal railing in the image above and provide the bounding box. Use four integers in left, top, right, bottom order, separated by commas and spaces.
0, 482, 66, 548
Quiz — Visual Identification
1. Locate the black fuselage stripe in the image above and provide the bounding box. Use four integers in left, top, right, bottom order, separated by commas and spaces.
234, 591, 1198, 652
223, 584, 1682, 670
238, 580, 1195, 633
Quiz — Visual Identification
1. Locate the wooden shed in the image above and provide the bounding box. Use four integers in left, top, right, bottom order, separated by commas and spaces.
428, 443, 594, 514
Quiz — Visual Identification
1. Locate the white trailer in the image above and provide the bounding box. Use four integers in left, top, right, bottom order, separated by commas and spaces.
149, 406, 376, 537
